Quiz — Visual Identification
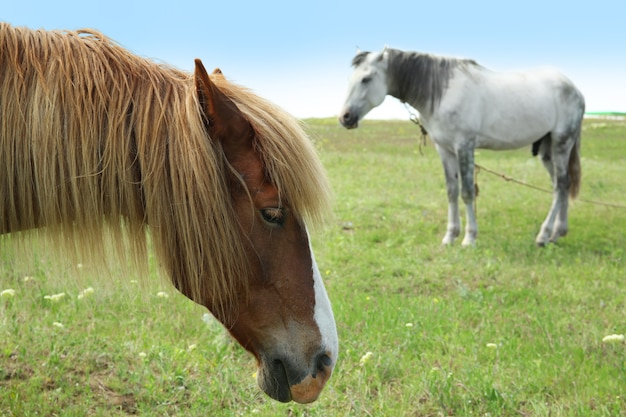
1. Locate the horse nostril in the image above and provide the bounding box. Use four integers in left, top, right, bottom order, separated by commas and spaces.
315, 352, 333, 375
342, 111, 351, 121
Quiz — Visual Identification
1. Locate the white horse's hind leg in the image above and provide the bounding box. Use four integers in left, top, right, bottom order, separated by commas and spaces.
458, 145, 478, 246
551, 198, 569, 241
535, 140, 554, 246
550, 142, 574, 242
536, 137, 570, 246
536, 200, 560, 246
438, 146, 461, 245
537, 190, 568, 246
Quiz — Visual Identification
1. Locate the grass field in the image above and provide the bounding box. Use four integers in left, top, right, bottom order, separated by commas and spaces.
1, 118, 625, 416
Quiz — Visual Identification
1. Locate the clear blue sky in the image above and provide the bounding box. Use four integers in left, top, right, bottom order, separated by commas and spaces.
4, 1, 625, 119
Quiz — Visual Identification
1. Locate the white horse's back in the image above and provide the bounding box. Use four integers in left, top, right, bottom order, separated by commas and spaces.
438, 66, 584, 150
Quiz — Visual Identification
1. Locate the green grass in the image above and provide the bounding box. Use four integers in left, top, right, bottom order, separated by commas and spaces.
1, 118, 625, 416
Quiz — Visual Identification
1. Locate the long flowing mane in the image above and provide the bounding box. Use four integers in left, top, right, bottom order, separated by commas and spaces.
384, 48, 478, 113
0, 23, 331, 321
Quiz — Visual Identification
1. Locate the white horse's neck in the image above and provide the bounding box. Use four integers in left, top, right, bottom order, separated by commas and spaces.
385, 49, 477, 115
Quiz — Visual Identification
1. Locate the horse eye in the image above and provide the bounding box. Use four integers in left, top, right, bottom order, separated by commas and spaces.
362, 76, 371, 84
260, 208, 285, 227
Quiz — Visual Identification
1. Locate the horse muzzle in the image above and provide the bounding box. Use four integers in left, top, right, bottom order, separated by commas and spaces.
339, 110, 359, 129
257, 350, 335, 403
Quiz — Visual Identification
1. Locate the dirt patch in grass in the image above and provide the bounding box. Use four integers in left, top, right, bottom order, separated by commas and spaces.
89, 373, 138, 414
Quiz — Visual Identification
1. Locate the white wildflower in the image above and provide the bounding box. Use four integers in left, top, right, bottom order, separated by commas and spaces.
359, 351, 374, 365
77, 287, 95, 299
44, 293, 66, 302
602, 334, 625, 343
1, 289, 15, 298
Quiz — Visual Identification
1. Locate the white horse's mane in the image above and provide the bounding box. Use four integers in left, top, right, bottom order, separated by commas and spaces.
383, 48, 478, 112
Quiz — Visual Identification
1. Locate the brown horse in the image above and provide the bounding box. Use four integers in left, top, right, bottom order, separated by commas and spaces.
0, 23, 337, 403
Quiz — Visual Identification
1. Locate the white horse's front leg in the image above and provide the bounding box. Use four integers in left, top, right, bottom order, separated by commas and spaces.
438, 147, 461, 245
457, 145, 477, 246
443, 203, 460, 245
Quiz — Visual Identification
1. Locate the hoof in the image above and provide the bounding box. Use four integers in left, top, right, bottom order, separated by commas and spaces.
551, 228, 568, 242
462, 231, 477, 247
461, 238, 476, 247
441, 229, 460, 246
535, 230, 551, 247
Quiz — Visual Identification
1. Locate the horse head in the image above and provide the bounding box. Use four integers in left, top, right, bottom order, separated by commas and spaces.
193, 60, 338, 403
339, 47, 389, 129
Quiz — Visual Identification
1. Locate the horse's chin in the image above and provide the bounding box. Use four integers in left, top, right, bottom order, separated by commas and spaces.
338, 118, 359, 129
257, 360, 292, 402
257, 356, 332, 404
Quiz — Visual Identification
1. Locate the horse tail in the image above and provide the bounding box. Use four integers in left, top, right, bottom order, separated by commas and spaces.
568, 127, 582, 199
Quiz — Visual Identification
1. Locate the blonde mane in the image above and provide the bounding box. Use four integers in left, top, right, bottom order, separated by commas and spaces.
0, 23, 331, 321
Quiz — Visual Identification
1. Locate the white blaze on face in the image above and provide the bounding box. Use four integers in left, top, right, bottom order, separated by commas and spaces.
310, 247, 338, 364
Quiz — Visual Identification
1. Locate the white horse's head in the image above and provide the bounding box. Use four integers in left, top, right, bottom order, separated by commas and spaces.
339, 48, 389, 129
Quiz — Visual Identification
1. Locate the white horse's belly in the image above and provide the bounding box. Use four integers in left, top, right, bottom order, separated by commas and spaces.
429, 102, 554, 151
475, 120, 550, 150
476, 105, 555, 150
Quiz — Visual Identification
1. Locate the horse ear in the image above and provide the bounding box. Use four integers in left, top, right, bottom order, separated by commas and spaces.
377, 46, 389, 62
212, 67, 225, 79
194, 59, 254, 161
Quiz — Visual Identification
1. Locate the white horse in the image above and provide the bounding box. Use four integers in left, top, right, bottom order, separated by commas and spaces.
339, 47, 584, 246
